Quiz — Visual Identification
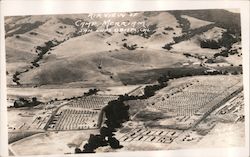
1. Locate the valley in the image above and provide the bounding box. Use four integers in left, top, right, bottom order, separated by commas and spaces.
4, 9, 245, 155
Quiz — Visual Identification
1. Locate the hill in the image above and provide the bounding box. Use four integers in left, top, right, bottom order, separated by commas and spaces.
4, 9, 242, 87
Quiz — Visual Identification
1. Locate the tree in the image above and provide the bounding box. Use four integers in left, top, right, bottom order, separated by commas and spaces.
32, 97, 37, 102
108, 137, 122, 149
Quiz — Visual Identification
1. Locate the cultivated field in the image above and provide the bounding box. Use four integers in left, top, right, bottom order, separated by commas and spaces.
47, 95, 118, 131
116, 75, 244, 150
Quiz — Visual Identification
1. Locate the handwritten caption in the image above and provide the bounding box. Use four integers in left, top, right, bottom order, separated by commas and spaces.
74, 13, 150, 34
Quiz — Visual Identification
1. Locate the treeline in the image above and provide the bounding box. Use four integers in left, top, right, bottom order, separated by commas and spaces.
169, 11, 190, 33
13, 71, 21, 85
75, 75, 169, 153
174, 24, 215, 43
32, 40, 62, 67
84, 88, 100, 96
169, 9, 241, 39
12, 39, 63, 86
162, 24, 215, 50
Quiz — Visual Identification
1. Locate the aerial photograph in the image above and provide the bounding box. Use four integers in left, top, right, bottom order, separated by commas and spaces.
4, 9, 245, 155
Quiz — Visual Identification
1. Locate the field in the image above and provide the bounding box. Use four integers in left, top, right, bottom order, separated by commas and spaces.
7, 85, 139, 104
7, 88, 90, 102
49, 109, 99, 130
118, 65, 208, 85
151, 75, 242, 116
9, 130, 98, 156
7, 107, 47, 131
46, 95, 118, 131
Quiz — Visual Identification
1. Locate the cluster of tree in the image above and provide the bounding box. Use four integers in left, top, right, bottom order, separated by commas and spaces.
32, 40, 61, 67
123, 43, 137, 50
75, 74, 170, 153
13, 71, 21, 85
169, 11, 190, 33
170, 10, 241, 39
29, 32, 38, 35
162, 42, 173, 50
142, 75, 169, 98
164, 27, 174, 31
56, 31, 63, 35
75, 95, 129, 153
59, 25, 67, 29
214, 50, 229, 58
211, 32, 239, 58
75, 127, 123, 153
162, 24, 215, 51
174, 24, 215, 43
84, 88, 100, 96
201, 31, 238, 50
200, 39, 221, 49
183, 53, 192, 57
13, 97, 41, 108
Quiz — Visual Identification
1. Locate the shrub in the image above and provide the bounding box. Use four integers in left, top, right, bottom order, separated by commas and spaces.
200, 39, 221, 49
162, 43, 173, 50
123, 43, 137, 50
164, 27, 174, 31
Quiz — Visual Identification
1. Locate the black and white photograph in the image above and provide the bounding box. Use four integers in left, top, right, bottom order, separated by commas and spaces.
0, 1, 249, 157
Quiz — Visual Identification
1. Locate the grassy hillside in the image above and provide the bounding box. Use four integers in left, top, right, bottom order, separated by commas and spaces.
5, 9, 242, 87
171, 9, 241, 37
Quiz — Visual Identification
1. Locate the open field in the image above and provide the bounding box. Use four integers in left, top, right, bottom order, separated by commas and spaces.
7, 88, 89, 102
118, 65, 208, 85
9, 130, 98, 156
8, 107, 45, 131
7, 85, 139, 104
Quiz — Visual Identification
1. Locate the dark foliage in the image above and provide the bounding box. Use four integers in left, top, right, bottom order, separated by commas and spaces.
164, 27, 174, 31
77, 74, 170, 153
29, 32, 38, 35
32, 40, 62, 67
200, 39, 221, 49
84, 88, 100, 96
201, 31, 238, 52
169, 11, 190, 33
162, 24, 215, 51
123, 43, 137, 50
169, 9, 241, 38
162, 43, 173, 50
13, 97, 41, 108
183, 53, 192, 57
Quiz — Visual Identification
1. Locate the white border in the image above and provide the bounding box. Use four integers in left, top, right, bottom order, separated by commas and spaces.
0, 1, 249, 157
